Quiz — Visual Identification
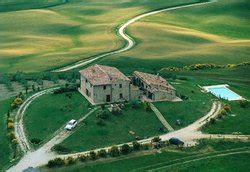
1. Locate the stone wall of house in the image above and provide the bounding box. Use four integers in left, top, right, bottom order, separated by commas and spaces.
93, 85, 112, 104
111, 80, 130, 102
154, 89, 176, 101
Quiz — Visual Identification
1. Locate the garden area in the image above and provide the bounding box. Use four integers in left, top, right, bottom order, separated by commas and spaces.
154, 81, 213, 130
55, 102, 166, 153
23, 90, 90, 148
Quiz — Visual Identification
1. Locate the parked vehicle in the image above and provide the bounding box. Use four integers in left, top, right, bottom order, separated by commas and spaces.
65, 119, 77, 130
169, 137, 184, 146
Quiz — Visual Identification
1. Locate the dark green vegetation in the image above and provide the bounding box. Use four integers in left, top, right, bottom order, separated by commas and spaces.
57, 104, 165, 153
24, 91, 90, 147
40, 140, 250, 172
154, 81, 213, 130
0, 99, 12, 169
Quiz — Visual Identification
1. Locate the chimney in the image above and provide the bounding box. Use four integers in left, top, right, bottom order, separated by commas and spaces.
157, 73, 160, 79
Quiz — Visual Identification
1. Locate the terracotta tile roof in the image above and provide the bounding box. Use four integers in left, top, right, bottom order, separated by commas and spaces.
134, 71, 174, 91
80, 65, 130, 85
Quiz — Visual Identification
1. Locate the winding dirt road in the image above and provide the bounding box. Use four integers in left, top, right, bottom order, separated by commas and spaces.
14, 87, 60, 154
53, 0, 215, 72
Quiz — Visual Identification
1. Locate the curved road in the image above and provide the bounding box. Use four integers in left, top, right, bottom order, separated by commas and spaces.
14, 87, 60, 154
53, 0, 215, 72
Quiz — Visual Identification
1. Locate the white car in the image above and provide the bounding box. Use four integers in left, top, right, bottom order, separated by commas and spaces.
65, 119, 77, 130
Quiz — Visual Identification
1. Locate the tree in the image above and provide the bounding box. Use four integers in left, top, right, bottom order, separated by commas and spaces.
239, 100, 248, 108
89, 151, 97, 160
151, 137, 161, 143
78, 155, 87, 162
132, 141, 141, 151
210, 118, 216, 124
66, 157, 76, 165
24, 83, 29, 94
97, 149, 107, 158
109, 146, 120, 157
32, 84, 35, 92
120, 144, 131, 154
47, 158, 65, 168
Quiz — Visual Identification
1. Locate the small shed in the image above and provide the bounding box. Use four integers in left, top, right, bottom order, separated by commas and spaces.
169, 137, 184, 146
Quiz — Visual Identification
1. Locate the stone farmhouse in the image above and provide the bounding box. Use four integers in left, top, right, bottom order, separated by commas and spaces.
79, 64, 176, 105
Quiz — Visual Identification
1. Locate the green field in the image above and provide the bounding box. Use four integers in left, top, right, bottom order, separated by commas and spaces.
0, 99, 12, 169
57, 104, 165, 153
99, 0, 250, 75
40, 140, 250, 172
0, 0, 66, 12
0, 0, 200, 73
24, 91, 90, 147
154, 81, 213, 130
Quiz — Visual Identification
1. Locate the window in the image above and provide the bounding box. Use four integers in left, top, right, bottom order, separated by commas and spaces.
119, 84, 122, 88
119, 93, 123, 99
103, 85, 106, 90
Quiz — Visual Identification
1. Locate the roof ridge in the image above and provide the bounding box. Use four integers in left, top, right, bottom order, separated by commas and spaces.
96, 64, 112, 82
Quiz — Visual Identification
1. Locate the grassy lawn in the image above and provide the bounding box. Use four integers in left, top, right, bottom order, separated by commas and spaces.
154, 81, 213, 130
202, 101, 250, 135
0, 98, 12, 169
41, 140, 250, 172
166, 67, 250, 135
24, 91, 90, 148
0, 0, 200, 73
57, 104, 165, 153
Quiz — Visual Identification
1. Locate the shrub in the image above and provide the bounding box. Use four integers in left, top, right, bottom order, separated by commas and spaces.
47, 158, 65, 168
66, 157, 76, 165
7, 118, 14, 123
96, 118, 105, 126
239, 100, 248, 108
97, 149, 107, 158
132, 141, 141, 151
89, 151, 97, 160
220, 109, 227, 116
96, 109, 109, 120
109, 146, 120, 157
143, 102, 151, 111
8, 132, 16, 140
78, 155, 87, 162
217, 113, 223, 119
210, 118, 216, 124
120, 144, 131, 154
142, 143, 150, 150
53, 144, 70, 153
11, 97, 23, 109
132, 100, 140, 109
7, 122, 14, 129
30, 138, 42, 145
151, 137, 161, 143
223, 104, 231, 112
12, 139, 18, 145
111, 107, 122, 116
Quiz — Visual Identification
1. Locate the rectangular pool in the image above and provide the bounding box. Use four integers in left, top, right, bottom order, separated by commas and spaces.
202, 85, 243, 101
